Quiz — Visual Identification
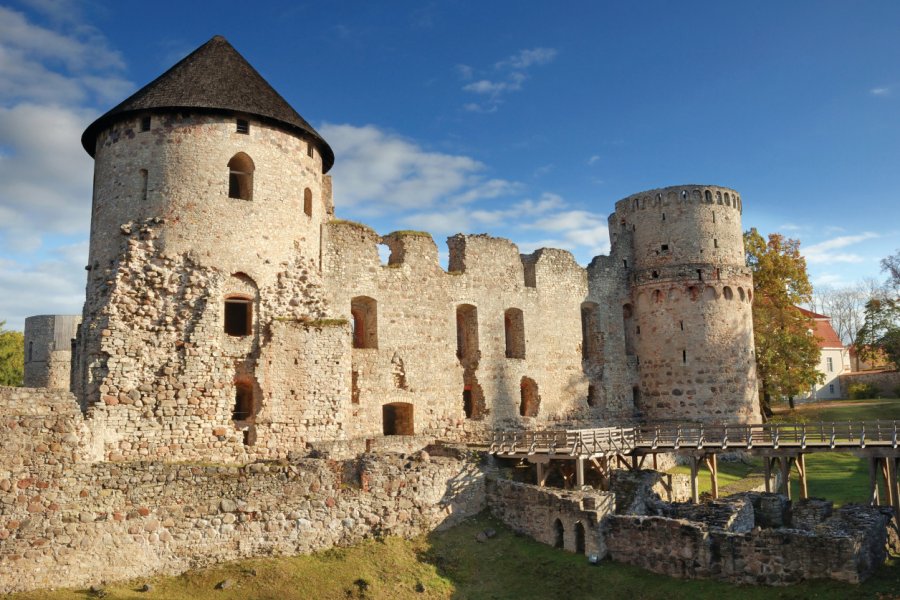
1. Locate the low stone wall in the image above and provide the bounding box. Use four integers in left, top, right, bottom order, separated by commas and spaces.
486, 478, 614, 557
604, 495, 889, 585
840, 370, 900, 398
0, 446, 485, 593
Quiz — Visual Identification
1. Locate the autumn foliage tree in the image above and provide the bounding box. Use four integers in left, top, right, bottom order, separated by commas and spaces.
0, 320, 25, 387
744, 229, 822, 417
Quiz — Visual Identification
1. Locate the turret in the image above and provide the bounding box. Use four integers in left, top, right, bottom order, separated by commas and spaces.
615, 185, 759, 423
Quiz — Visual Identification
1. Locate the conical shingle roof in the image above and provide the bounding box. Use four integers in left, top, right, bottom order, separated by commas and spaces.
81, 35, 334, 172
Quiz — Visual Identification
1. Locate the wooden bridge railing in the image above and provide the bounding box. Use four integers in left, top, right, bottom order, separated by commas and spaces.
489, 426, 636, 456
633, 420, 900, 451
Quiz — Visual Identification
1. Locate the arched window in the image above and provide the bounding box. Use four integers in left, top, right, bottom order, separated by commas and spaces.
519, 376, 540, 417
224, 295, 253, 337
738, 287, 746, 302
723, 286, 734, 300
456, 304, 479, 361
303, 187, 313, 217
504, 308, 525, 359
351, 296, 378, 349
227, 153, 254, 200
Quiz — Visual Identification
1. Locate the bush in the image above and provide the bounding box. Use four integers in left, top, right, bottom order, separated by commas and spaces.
848, 382, 880, 400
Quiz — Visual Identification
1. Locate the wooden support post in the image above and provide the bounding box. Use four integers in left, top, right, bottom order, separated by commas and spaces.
631, 454, 639, 471
652, 453, 658, 470
764, 457, 772, 493
576, 457, 585, 488
779, 456, 791, 499
892, 458, 900, 525
796, 453, 808, 500
868, 457, 880, 506
690, 456, 700, 504
537, 462, 548, 487
882, 458, 894, 507
705, 454, 719, 500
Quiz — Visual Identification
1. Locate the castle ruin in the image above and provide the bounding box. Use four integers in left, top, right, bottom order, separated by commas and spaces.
11, 36, 888, 594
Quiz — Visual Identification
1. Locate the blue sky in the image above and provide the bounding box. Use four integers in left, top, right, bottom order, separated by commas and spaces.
1, 0, 898, 330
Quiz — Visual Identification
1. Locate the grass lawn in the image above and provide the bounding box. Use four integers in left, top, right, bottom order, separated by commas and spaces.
4, 513, 900, 600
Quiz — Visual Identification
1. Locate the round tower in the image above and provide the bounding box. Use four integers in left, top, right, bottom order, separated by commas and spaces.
80, 35, 334, 281
614, 185, 759, 424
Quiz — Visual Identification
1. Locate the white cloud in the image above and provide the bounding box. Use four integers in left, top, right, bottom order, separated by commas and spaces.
587, 155, 601, 166
0, 241, 87, 330
0, 5, 131, 329
460, 46, 557, 112
804, 232, 880, 264
870, 86, 891, 96
495, 48, 558, 70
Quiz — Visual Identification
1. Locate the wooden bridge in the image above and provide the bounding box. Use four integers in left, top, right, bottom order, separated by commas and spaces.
488, 421, 900, 514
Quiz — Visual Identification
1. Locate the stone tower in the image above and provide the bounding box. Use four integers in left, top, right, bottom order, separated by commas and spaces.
610, 185, 759, 423
73, 36, 343, 460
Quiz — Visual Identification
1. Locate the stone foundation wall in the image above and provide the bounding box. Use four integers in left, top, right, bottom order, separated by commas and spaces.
486, 478, 614, 557
603, 497, 889, 585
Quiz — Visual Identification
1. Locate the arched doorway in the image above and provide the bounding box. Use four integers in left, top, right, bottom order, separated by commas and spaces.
553, 518, 564, 549
574, 521, 585, 554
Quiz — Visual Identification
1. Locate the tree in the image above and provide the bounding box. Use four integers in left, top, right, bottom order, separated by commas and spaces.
0, 320, 25, 387
855, 251, 900, 369
810, 279, 881, 370
744, 229, 822, 417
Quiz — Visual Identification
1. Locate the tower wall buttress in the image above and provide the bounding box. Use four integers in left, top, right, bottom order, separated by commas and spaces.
616, 185, 759, 424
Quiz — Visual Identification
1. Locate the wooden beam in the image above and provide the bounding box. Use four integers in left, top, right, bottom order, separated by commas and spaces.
796, 453, 808, 500
882, 458, 894, 507
764, 457, 772, 493
704, 454, 719, 500
869, 457, 880, 506
576, 457, 585, 488
779, 456, 791, 499
537, 462, 548, 487
689, 456, 700, 504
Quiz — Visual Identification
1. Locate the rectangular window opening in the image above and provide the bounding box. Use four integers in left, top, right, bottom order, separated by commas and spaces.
714, 239, 719, 248
140, 116, 151, 132
682, 349, 687, 364
140, 169, 148, 202
224, 298, 252, 336
661, 244, 669, 252
236, 119, 250, 134
307, 141, 314, 158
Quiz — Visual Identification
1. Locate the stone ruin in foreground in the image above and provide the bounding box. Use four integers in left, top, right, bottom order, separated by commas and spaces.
2, 35, 891, 592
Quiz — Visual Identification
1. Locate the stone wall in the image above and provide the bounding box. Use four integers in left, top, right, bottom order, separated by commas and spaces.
840, 370, 900, 398
603, 494, 890, 585
486, 478, 614, 557
0, 388, 485, 593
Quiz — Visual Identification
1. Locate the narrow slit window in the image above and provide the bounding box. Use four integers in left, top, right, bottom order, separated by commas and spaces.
504, 308, 526, 359
682, 349, 687, 364
307, 141, 314, 158
456, 304, 479, 361
224, 297, 252, 336
140, 116, 151, 132
714, 239, 718, 248
236, 118, 249, 134
140, 169, 148, 202
304, 188, 313, 217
